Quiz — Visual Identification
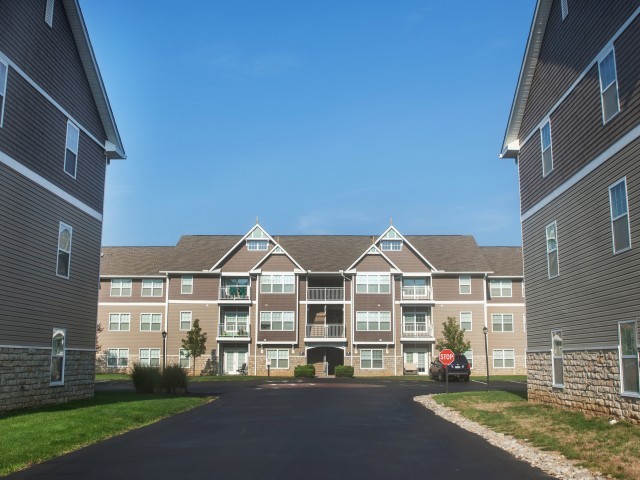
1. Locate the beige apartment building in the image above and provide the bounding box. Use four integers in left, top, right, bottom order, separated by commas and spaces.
97, 225, 525, 377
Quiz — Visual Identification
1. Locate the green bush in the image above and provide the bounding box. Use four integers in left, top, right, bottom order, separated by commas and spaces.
334, 365, 354, 378
162, 365, 189, 393
294, 364, 316, 378
130, 364, 162, 393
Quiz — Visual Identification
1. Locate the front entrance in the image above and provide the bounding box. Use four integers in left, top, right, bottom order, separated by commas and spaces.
307, 347, 344, 376
222, 345, 248, 375
404, 346, 430, 375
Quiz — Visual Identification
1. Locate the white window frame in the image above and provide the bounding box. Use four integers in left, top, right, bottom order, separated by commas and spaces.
491, 313, 514, 333
140, 313, 162, 332
108, 313, 131, 332
360, 349, 384, 369
180, 311, 192, 331
609, 178, 631, 254
459, 275, 471, 294
0, 59, 7, 128
380, 240, 402, 251
64, 120, 79, 178
540, 120, 553, 177
355, 273, 390, 294
50, 328, 66, 385
56, 222, 72, 279
107, 348, 129, 368
260, 311, 295, 331
110, 278, 132, 297
464, 350, 473, 369
561, 0, 568, 20
179, 348, 190, 369
266, 349, 289, 369
460, 311, 472, 331
247, 239, 269, 251
260, 274, 295, 294
181, 275, 193, 294
139, 348, 160, 367
619, 321, 640, 395
45, 0, 55, 27
402, 307, 430, 333
490, 279, 512, 297
546, 221, 559, 278
598, 47, 620, 124
356, 311, 391, 331
492, 349, 515, 369
141, 279, 163, 297
552, 330, 564, 387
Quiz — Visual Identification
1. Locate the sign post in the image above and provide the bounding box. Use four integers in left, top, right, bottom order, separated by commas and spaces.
439, 349, 455, 394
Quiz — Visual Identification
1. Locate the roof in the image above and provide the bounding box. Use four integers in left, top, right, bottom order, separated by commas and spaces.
100, 247, 173, 275
479, 246, 524, 276
405, 236, 493, 272
169, 235, 242, 271
63, 0, 125, 159
501, 0, 553, 158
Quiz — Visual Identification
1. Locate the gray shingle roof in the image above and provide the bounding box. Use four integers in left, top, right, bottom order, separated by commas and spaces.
100, 247, 174, 275
405, 236, 493, 272
479, 246, 523, 276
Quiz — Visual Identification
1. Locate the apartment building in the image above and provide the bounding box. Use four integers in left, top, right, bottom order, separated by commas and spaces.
97, 225, 524, 377
501, 0, 640, 421
0, 0, 125, 411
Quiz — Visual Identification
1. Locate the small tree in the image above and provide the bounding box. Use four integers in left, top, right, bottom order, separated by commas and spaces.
435, 316, 471, 354
181, 318, 207, 376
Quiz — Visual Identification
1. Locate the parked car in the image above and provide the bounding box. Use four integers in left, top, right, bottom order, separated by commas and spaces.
429, 354, 470, 382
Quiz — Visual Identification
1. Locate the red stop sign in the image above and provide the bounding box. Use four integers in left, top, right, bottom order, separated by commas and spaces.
439, 349, 455, 366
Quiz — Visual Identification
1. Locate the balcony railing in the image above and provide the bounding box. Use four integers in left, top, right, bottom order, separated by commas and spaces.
401, 323, 434, 338
401, 285, 432, 300
218, 324, 250, 338
305, 324, 345, 338
307, 287, 344, 301
219, 285, 251, 300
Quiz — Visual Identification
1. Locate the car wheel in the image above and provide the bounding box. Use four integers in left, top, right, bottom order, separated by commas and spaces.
438, 371, 445, 382
464, 376, 470, 382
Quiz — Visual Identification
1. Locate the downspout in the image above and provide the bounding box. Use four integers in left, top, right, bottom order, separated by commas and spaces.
483, 273, 489, 374
164, 273, 170, 366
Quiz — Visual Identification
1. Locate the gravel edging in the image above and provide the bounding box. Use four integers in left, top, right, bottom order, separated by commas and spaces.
414, 395, 607, 480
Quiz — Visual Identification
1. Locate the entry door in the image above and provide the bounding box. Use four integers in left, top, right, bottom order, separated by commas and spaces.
224, 346, 248, 375
405, 348, 428, 374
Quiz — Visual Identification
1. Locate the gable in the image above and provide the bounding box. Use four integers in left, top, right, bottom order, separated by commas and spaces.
352, 253, 394, 272
260, 254, 298, 272
217, 239, 276, 272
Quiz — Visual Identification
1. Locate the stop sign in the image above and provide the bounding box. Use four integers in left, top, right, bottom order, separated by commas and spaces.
439, 349, 455, 366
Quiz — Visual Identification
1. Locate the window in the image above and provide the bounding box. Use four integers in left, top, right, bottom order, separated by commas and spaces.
459, 275, 471, 294
490, 279, 512, 297
619, 321, 639, 394
139, 348, 160, 367
260, 274, 295, 293
0, 60, 7, 127
221, 277, 249, 299
540, 120, 553, 176
45, 0, 55, 26
356, 274, 390, 294
561, 0, 568, 20
546, 222, 559, 278
140, 313, 162, 332
109, 313, 130, 331
179, 349, 190, 369
260, 311, 295, 331
598, 48, 620, 123
181, 275, 193, 294
221, 308, 248, 335
460, 311, 472, 331
493, 349, 515, 368
552, 330, 564, 387
361, 349, 383, 369
402, 308, 429, 334
380, 240, 402, 251
356, 311, 391, 331
609, 178, 631, 254
141, 279, 163, 297
464, 350, 473, 369
402, 278, 428, 299
247, 240, 268, 251
56, 222, 72, 278
180, 311, 192, 331
50, 328, 65, 385
107, 348, 129, 368
64, 121, 79, 178
110, 278, 132, 297
267, 349, 289, 369
492, 313, 514, 332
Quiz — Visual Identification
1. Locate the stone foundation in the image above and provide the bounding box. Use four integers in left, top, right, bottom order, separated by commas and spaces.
0, 347, 95, 412
527, 350, 640, 424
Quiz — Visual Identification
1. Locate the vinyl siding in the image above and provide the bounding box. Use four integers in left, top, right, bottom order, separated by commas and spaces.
260, 254, 297, 271
219, 241, 274, 272
98, 278, 166, 304
487, 278, 525, 303
381, 246, 431, 272
98, 305, 167, 351
432, 275, 485, 301
169, 276, 218, 301
354, 254, 392, 272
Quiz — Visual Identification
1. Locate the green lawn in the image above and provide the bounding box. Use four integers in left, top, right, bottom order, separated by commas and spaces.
471, 374, 527, 383
0, 392, 210, 476
95, 373, 269, 383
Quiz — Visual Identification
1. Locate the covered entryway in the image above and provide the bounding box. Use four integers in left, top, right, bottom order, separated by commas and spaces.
403, 345, 431, 375
307, 346, 344, 376
221, 344, 248, 375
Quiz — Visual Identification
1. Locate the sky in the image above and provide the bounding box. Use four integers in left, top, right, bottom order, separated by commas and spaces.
80, 1, 535, 247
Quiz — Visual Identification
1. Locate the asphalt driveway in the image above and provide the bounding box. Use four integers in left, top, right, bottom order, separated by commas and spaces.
8, 378, 551, 479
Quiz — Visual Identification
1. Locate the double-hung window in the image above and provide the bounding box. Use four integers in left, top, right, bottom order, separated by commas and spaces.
380, 240, 402, 251
50, 328, 66, 385
561, 0, 568, 20
490, 279, 512, 297
139, 348, 160, 367
493, 349, 515, 368
109, 313, 130, 331
56, 222, 72, 278
179, 349, 190, 369
140, 313, 162, 332
464, 350, 473, 368
181, 275, 193, 294
459, 275, 471, 294
460, 311, 472, 331
107, 348, 129, 368
141, 279, 163, 297
540, 120, 553, 176
356, 311, 391, 331
598, 48, 620, 123
609, 178, 631, 254
492, 313, 514, 332
546, 222, 559, 278
180, 311, 192, 331
356, 274, 390, 294
45, 0, 55, 26
110, 279, 132, 297
619, 321, 639, 395
260, 311, 295, 331
267, 349, 289, 369
64, 121, 79, 178
260, 274, 295, 293
361, 349, 383, 369
0, 59, 7, 127
552, 330, 564, 387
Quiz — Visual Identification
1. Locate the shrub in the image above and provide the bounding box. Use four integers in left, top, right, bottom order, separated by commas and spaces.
334, 365, 354, 378
162, 365, 189, 393
131, 363, 162, 393
294, 364, 316, 378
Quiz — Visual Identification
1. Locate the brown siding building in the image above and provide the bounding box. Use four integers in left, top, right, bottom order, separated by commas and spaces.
97, 225, 525, 378
0, 0, 125, 411
501, 0, 640, 421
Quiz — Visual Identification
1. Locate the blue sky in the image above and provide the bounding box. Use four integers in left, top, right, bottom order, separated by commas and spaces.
81, 1, 534, 247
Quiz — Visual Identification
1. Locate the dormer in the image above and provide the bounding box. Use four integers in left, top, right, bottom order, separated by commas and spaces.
246, 226, 269, 251
379, 227, 402, 251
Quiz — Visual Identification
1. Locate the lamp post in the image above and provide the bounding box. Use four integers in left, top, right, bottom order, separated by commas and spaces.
161, 330, 167, 371
483, 326, 490, 391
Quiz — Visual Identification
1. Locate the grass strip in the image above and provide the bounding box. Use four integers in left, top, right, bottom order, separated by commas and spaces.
0, 391, 210, 476
95, 373, 269, 383
433, 391, 640, 479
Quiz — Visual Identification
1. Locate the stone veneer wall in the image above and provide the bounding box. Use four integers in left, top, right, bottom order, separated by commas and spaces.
527, 350, 640, 424
0, 347, 95, 412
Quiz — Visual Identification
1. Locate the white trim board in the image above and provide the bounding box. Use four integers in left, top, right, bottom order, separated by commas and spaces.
98, 302, 166, 307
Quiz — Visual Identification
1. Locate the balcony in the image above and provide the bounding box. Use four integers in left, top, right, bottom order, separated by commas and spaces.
401, 285, 433, 301
305, 324, 345, 340
219, 285, 251, 301
401, 323, 434, 340
217, 324, 250, 341
307, 287, 344, 301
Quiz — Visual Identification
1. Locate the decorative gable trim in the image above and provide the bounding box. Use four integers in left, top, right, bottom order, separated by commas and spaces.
345, 244, 401, 273
210, 224, 275, 271
375, 226, 439, 272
